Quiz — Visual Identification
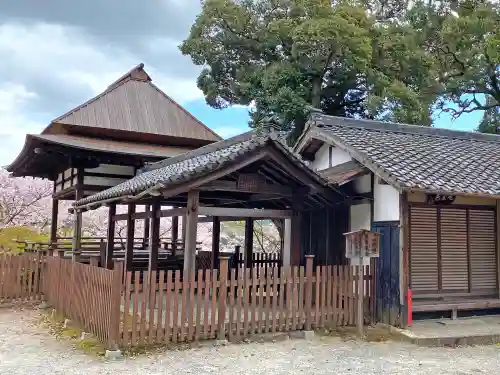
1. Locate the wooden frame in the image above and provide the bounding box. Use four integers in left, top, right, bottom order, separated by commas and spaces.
198, 207, 293, 218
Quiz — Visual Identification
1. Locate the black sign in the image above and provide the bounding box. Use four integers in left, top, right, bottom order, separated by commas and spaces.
426, 194, 456, 205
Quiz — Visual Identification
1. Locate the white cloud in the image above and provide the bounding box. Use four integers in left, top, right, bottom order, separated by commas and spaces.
0, 20, 204, 165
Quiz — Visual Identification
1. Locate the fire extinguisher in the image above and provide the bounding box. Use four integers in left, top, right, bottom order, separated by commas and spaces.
408, 289, 413, 327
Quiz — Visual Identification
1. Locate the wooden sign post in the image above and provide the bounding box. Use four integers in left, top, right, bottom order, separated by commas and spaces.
344, 229, 380, 337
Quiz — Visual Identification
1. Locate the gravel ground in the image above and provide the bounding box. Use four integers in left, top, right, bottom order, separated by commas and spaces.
0, 307, 499, 375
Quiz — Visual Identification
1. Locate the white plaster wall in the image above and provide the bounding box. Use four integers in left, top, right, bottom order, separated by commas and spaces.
83, 176, 127, 187
311, 143, 352, 171
349, 203, 371, 267
373, 176, 400, 221
354, 174, 371, 194
85, 164, 135, 176
311, 143, 330, 170
349, 203, 371, 231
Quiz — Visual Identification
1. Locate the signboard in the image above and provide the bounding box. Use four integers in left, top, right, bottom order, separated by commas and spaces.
344, 229, 380, 259
426, 194, 455, 205
237, 173, 265, 192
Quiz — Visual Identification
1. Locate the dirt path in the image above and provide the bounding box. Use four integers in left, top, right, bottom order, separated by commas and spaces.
0, 307, 499, 375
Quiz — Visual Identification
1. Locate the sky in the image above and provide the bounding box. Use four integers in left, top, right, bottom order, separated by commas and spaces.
0, 0, 483, 166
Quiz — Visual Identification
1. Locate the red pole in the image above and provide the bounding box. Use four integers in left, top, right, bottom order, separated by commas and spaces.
407, 289, 413, 327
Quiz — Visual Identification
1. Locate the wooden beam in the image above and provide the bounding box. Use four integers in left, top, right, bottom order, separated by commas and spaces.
125, 203, 136, 272
148, 200, 161, 272
199, 179, 294, 196
184, 190, 199, 276
198, 207, 293, 218
158, 207, 187, 218
50, 198, 59, 243
212, 216, 221, 269
105, 203, 116, 269
131, 211, 153, 220
244, 218, 254, 268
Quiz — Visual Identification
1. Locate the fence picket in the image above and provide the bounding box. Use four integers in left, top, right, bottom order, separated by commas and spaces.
164, 270, 173, 344
210, 269, 217, 339
172, 271, 181, 343
156, 270, 165, 343
131, 271, 140, 346
195, 269, 203, 341
271, 267, 278, 333
148, 270, 157, 345
203, 269, 211, 340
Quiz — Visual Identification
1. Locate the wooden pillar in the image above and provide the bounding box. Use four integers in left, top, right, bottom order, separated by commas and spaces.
290, 211, 302, 266
71, 209, 82, 261
125, 203, 136, 272
244, 218, 254, 268
50, 198, 59, 244
181, 213, 187, 243
283, 218, 292, 268
148, 200, 161, 272
183, 190, 199, 276
212, 216, 221, 269
143, 204, 151, 248
105, 204, 117, 269
171, 214, 179, 256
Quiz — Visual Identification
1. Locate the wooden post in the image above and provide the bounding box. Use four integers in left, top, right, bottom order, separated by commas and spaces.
99, 240, 106, 267
212, 216, 221, 269
71, 210, 82, 262
290, 212, 302, 266
108, 260, 124, 350
183, 190, 199, 276
218, 256, 230, 340
244, 218, 254, 268
172, 214, 179, 257
283, 218, 292, 268
148, 200, 161, 272
304, 254, 314, 331
143, 204, 151, 248
357, 263, 364, 336
105, 204, 117, 269
125, 203, 136, 272
50, 198, 59, 244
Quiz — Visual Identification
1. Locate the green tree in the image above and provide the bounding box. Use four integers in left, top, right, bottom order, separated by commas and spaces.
428, 1, 500, 125
476, 97, 500, 134
180, 0, 437, 138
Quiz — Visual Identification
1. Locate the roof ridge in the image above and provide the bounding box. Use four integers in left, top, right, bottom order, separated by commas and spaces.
314, 114, 500, 144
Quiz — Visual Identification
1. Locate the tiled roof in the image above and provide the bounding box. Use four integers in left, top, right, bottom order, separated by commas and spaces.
310, 115, 500, 196
74, 131, 323, 209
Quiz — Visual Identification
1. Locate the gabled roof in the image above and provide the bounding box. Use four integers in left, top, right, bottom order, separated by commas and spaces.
44, 63, 221, 143
299, 114, 500, 197
74, 131, 330, 210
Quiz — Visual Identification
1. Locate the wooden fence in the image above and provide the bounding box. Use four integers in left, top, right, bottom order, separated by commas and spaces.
119, 256, 376, 347
0, 253, 44, 303
43, 257, 123, 348
0, 253, 376, 349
